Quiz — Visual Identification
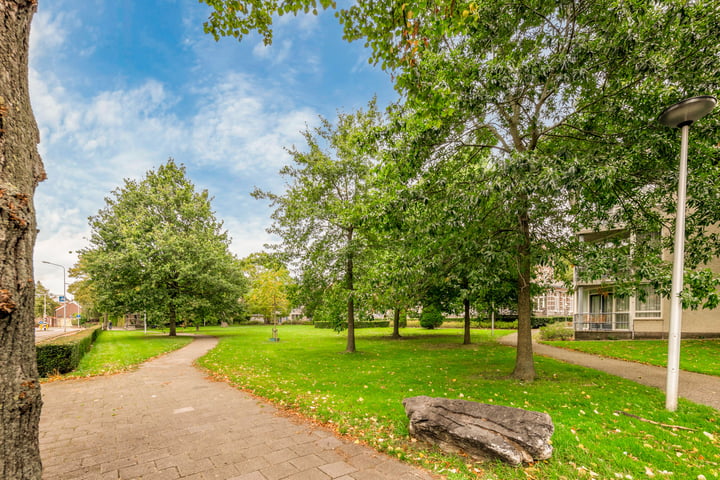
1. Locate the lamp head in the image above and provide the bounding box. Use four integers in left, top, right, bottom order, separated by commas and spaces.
659, 95, 717, 128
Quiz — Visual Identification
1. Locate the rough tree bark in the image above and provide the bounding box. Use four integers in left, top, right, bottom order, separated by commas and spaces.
513, 207, 535, 381
168, 301, 177, 336
391, 307, 401, 339
0, 1, 44, 478
463, 297, 471, 345
343, 227, 356, 353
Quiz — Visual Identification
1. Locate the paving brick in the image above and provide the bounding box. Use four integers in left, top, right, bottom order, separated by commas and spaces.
234, 456, 272, 474
259, 461, 299, 480
199, 463, 242, 479
262, 446, 296, 464
346, 452, 384, 470
138, 467, 181, 480
289, 453, 326, 471
175, 456, 214, 477
120, 460, 162, 478
228, 472, 267, 480
283, 468, 331, 480
319, 461, 357, 478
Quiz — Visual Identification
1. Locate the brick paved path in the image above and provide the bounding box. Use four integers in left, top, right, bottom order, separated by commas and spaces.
40, 336, 438, 480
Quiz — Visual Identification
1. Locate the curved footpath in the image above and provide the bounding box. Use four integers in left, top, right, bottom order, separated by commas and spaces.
40, 336, 438, 480
498, 332, 720, 410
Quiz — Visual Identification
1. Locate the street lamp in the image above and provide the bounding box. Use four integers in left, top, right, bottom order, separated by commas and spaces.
41, 260, 67, 332
658, 95, 717, 411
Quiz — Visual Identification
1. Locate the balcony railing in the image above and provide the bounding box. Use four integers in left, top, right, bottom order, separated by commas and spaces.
574, 313, 631, 331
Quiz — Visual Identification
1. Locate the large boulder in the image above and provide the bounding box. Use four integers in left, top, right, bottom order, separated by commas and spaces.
402, 396, 554, 466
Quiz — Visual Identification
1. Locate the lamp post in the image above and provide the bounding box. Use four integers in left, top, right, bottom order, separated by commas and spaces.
658, 95, 717, 411
42, 260, 67, 332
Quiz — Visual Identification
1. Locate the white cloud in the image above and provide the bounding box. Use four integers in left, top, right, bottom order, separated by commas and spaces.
275, 9, 320, 36
190, 73, 317, 171
224, 215, 278, 259
30, 9, 69, 56
252, 39, 293, 65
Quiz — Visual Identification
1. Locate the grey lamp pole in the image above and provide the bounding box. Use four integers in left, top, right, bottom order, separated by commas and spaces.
42, 260, 67, 332
658, 95, 717, 411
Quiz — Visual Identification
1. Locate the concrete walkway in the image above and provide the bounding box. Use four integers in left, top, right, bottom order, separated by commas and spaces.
35, 326, 83, 343
40, 336, 438, 480
498, 332, 720, 410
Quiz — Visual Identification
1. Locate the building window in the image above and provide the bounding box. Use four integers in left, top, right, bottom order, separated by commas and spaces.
635, 285, 661, 318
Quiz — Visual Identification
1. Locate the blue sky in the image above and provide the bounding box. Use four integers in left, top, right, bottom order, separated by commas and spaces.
30, 0, 397, 298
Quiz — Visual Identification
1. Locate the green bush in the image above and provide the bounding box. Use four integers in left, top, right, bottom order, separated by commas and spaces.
474, 320, 518, 329
419, 306, 444, 329
36, 326, 102, 377
539, 322, 574, 341
314, 320, 390, 329
473, 316, 571, 329
532, 316, 572, 328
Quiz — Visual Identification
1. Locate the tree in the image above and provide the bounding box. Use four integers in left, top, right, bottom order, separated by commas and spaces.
34, 282, 61, 319
67, 255, 102, 320
79, 159, 247, 335
253, 102, 382, 353
242, 253, 293, 323
0, 1, 44, 477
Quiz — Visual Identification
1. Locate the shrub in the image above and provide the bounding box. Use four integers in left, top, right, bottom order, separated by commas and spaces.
36, 326, 102, 377
539, 322, 574, 341
473, 319, 518, 329
419, 306, 444, 329
473, 316, 572, 329
532, 316, 572, 328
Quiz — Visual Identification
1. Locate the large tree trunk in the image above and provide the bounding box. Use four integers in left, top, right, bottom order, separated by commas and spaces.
391, 306, 401, 339
513, 208, 535, 381
0, 1, 44, 478
345, 259, 356, 352
168, 302, 177, 336
463, 297, 471, 345
345, 228, 356, 353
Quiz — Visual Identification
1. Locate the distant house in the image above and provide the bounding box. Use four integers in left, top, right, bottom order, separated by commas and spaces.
533, 287, 573, 317
533, 266, 573, 317
286, 308, 308, 324
574, 228, 720, 339
53, 301, 82, 327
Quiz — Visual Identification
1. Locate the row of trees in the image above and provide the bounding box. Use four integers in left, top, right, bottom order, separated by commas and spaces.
204, 0, 720, 382
33, 282, 61, 319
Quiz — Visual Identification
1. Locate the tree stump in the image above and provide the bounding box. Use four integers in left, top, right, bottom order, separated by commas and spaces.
403, 396, 554, 466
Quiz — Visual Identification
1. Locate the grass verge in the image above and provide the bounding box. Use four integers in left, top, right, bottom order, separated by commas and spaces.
196, 325, 720, 480
544, 338, 720, 377
51, 330, 193, 379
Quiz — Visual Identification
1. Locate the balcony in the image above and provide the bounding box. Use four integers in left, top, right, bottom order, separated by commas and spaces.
574, 312, 631, 331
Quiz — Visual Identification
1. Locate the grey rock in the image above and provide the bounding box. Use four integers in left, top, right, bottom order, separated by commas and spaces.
403, 395, 554, 466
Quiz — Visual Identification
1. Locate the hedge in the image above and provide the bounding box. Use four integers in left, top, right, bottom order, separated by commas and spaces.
36, 326, 102, 377
473, 316, 571, 329
314, 320, 391, 329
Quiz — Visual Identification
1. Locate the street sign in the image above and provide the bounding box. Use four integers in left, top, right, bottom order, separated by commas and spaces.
59, 296, 65, 302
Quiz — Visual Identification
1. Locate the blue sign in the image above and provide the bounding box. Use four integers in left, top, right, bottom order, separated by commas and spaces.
58, 296, 65, 302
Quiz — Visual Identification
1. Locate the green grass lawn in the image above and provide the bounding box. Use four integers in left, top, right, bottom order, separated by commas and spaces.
195, 325, 720, 480
59, 330, 193, 378
544, 338, 720, 377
